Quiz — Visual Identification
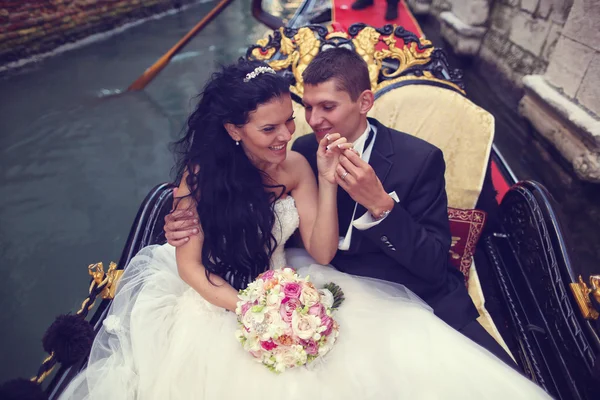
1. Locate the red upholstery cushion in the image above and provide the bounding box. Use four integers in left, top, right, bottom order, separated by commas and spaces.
447, 208, 487, 286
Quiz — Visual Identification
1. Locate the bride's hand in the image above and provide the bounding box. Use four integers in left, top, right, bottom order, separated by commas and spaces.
317, 133, 353, 185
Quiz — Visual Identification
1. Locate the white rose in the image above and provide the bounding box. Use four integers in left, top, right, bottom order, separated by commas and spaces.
274, 349, 295, 369
318, 288, 334, 309
300, 285, 320, 307
274, 345, 306, 369
291, 310, 321, 340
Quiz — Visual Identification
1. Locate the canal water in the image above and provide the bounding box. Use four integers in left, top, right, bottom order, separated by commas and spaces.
0, 0, 269, 382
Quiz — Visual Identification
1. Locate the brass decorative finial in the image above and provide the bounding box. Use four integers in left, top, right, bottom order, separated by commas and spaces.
570, 275, 600, 320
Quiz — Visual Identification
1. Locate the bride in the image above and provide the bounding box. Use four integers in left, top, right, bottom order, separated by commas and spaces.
60, 60, 551, 399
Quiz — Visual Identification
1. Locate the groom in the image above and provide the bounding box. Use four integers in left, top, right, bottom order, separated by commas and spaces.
165, 48, 515, 367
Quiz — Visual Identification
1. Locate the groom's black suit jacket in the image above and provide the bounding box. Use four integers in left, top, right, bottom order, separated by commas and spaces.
292, 118, 479, 331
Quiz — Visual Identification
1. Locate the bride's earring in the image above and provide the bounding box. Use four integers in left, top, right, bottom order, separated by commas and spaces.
235, 140, 240, 146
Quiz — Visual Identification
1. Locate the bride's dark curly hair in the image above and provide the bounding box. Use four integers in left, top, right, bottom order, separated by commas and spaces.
174, 59, 291, 290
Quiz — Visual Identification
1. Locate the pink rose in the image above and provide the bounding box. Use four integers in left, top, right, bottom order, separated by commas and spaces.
280, 297, 300, 323
261, 339, 278, 351
241, 303, 251, 316
261, 270, 275, 280
303, 339, 319, 356
283, 282, 302, 299
308, 303, 324, 317
321, 314, 334, 336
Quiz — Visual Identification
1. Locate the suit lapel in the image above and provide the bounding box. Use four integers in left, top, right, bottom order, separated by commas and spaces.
368, 119, 394, 188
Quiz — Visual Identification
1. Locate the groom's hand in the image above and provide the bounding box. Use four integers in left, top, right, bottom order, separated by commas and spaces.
316, 133, 353, 185
164, 188, 200, 247
336, 149, 395, 218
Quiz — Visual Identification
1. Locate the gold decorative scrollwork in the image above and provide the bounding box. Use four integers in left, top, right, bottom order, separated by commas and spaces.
266, 33, 296, 72
251, 38, 276, 60
375, 34, 434, 80
570, 275, 600, 320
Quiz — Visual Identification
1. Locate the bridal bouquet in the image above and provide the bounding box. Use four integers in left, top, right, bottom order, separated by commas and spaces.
235, 267, 343, 373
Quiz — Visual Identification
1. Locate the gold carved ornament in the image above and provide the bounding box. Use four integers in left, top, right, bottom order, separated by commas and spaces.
250, 24, 465, 97
87, 261, 124, 302
374, 32, 465, 95
250, 27, 320, 97
351, 26, 382, 91
570, 275, 600, 320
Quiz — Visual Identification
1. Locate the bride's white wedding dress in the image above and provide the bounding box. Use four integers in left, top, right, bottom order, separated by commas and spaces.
61, 197, 551, 399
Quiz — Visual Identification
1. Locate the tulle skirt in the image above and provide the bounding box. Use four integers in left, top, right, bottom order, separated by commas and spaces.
60, 244, 551, 400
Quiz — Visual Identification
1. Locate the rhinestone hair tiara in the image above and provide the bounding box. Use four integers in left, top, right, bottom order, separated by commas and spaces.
243, 66, 276, 82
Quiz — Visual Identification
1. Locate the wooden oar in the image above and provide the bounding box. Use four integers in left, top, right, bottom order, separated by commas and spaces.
127, 0, 234, 91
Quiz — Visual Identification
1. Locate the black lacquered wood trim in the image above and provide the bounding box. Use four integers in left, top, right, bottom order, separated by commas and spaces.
486, 180, 600, 400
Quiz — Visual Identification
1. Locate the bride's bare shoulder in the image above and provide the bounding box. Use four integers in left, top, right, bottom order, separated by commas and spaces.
278, 151, 314, 193
282, 151, 312, 177
284, 150, 310, 169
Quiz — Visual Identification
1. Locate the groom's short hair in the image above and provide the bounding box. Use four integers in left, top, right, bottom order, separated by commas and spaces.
302, 48, 371, 101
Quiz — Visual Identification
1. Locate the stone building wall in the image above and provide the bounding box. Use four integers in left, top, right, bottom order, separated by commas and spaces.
543, 0, 600, 117
430, 0, 451, 15
479, 0, 570, 90
416, 0, 599, 117
411, 0, 600, 182
0, 0, 194, 68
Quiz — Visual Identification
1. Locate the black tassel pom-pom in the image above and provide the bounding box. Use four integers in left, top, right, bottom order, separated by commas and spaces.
42, 314, 94, 367
0, 378, 47, 400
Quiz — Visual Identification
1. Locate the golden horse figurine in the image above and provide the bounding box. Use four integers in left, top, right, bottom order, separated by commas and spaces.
351, 27, 382, 91
290, 27, 321, 96
250, 27, 320, 97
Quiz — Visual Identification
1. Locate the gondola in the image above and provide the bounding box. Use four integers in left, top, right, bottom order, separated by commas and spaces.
2, 1, 598, 399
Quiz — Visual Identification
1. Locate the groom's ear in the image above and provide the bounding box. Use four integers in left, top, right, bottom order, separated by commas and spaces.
357, 90, 375, 115
224, 123, 242, 142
